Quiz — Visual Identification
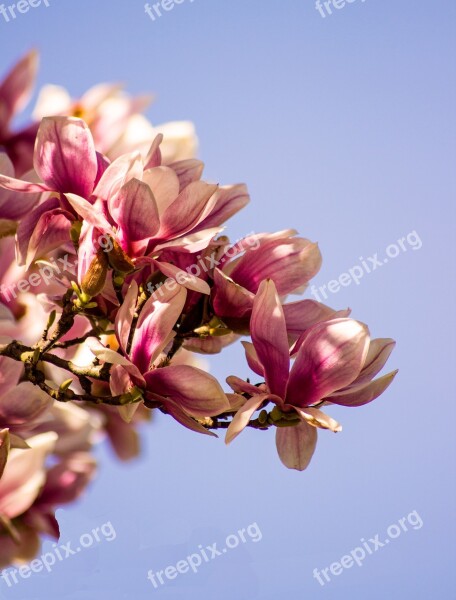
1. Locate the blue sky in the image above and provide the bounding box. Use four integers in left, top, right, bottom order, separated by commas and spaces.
1, 1, 455, 598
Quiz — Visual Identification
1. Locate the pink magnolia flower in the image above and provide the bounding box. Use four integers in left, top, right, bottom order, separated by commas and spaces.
212, 230, 324, 329
89, 281, 230, 435
225, 280, 397, 470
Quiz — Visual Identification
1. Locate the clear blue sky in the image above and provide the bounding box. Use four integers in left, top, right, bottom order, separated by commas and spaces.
1, 1, 455, 598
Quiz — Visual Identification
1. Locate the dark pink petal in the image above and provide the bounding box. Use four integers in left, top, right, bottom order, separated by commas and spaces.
169, 159, 204, 191
26, 209, 73, 268
225, 395, 267, 444
15, 197, 59, 265
286, 319, 370, 407
65, 193, 113, 233
284, 300, 351, 344
0, 50, 38, 127
144, 365, 229, 417
158, 181, 218, 240
229, 237, 322, 296
161, 398, 217, 437
212, 268, 254, 320
226, 376, 265, 396
34, 117, 98, 196
326, 370, 398, 407
144, 134, 163, 169
194, 184, 250, 232
131, 285, 187, 372
276, 422, 317, 471
241, 341, 265, 377
0, 155, 42, 219
0, 153, 51, 193
153, 260, 210, 294
93, 151, 143, 202
251, 280, 290, 398
110, 178, 159, 241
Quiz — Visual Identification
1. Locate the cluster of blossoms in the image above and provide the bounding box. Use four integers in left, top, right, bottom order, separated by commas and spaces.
0, 52, 397, 564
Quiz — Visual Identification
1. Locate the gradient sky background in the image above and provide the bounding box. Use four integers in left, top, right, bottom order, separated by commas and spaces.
1, 0, 455, 599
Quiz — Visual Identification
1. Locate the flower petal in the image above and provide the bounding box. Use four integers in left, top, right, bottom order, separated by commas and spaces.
0, 50, 38, 126
286, 319, 370, 407
326, 370, 398, 407
145, 365, 229, 417
131, 284, 187, 372
275, 421, 317, 471
34, 117, 98, 196
225, 395, 266, 445
251, 280, 290, 398
111, 177, 159, 241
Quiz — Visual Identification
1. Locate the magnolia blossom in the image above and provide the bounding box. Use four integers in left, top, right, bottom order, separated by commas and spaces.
0, 52, 398, 567
225, 280, 398, 470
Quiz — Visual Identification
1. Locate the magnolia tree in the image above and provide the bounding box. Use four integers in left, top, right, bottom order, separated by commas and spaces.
0, 51, 397, 565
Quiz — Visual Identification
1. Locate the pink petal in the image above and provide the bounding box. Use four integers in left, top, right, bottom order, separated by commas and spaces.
229, 237, 322, 296
161, 398, 217, 437
34, 117, 98, 197
153, 260, 210, 294
169, 159, 204, 191
93, 151, 143, 202
241, 341, 265, 377
286, 319, 370, 407
142, 166, 180, 215
65, 193, 113, 233
225, 395, 266, 445
115, 280, 138, 352
158, 181, 218, 240
276, 422, 317, 471
326, 370, 398, 407
144, 134, 163, 169
212, 268, 254, 320
195, 184, 250, 231
283, 299, 351, 344
111, 178, 159, 241
144, 365, 229, 417
131, 285, 187, 372
251, 280, 290, 398
0, 50, 38, 126
0, 152, 50, 193
226, 376, 265, 396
